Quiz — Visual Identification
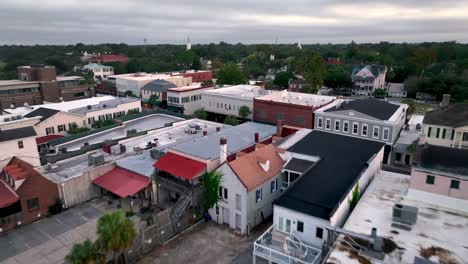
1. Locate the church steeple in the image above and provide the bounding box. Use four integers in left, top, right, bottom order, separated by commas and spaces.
297, 40, 302, 50
186, 36, 191, 51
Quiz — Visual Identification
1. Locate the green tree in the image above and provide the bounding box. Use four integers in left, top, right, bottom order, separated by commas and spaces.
401, 98, 416, 115
373, 88, 386, 97
348, 183, 360, 212
193, 108, 207, 120
264, 81, 274, 90
414, 47, 436, 77
66, 240, 104, 264
324, 66, 353, 88
201, 79, 214, 87
96, 211, 136, 264
124, 90, 134, 97
273, 71, 295, 89
299, 54, 325, 94
149, 94, 159, 103
216, 63, 247, 86
238, 105, 251, 119
224, 115, 239, 126
203, 171, 223, 212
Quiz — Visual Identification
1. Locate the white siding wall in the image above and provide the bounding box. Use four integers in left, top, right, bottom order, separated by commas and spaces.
201, 93, 253, 119
34, 112, 85, 137
246, 175, 282, 231
273, 205, 331, 249
422, 124, 457, 147
167, 87, 214, 115
0, 136, 40, 167
84, 100, 141, 126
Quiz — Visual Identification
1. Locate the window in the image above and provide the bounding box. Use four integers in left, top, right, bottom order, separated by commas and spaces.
46, 127, 55, 135
362, 124, 368, 136
451, 129, 455, 140
256, 188, 262, 203
395, 152, 402, 161
58, 124, 66, 132
427, 127, 432, 137
278, 216, 284, 231
236, 194, 241, 210
352, 123, 359, 135
343, 121, 349, 133
436, 128, 440, 138
297, 221, 304, 233
17, 141, 24, 149
450, 180, 460, 189
68, 122, 77, 130
325, 119, 331, 130
88, 117, 95, 125
383, 128, 390, 141
334, 120, 340, 131
426, 175, 435, 185
218, 186, 223, 198
271, 179, 277, 193
224, 188, 228, 200
317, 117, 323, 128
373, 126, 379, 138
442, 129, 446, 139
215, 206, 219, 215
27, 198, 39, 211
316, 227, 323, 239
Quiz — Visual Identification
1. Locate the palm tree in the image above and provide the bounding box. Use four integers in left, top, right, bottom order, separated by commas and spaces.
65, 239, 103, 264
96, 211, 136, 264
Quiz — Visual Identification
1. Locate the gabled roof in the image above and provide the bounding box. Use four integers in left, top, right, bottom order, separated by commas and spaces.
324, 98, 400, 120
92, 167, 151, 198
283, 158, 315, 174
228, 144, 285, 192
2, 157, 37, 181
153, 152, 206, 180
274, 131, 384, 220
351, 65, 386, 81
423, 104, 468, 128
24, 107, 60, 122
0, 126, 37, 142
0, 180, 18, 208
142, 79, 177, 93
413, 144, 468, 177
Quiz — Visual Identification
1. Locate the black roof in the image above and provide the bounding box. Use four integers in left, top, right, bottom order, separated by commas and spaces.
284, 158, 315, 174
414, 144, 468, 177
423, 104, 468, 128
274, 131, 384, 220
141, 79, 177, 93
289, 79, 309, 85
0, 126, 37, 142
24, 108, 60, 122
325, 98, 400, 120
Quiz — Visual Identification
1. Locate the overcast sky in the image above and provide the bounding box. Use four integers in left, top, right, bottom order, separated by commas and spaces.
1, 0, 468, 45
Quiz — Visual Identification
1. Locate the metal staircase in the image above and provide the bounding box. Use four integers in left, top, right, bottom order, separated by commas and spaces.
285, 232, 309, 261
171, 193, 192, 220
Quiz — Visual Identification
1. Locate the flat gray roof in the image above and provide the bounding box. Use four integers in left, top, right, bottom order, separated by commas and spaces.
69, 97, 140, 115
170, 122, 277, 160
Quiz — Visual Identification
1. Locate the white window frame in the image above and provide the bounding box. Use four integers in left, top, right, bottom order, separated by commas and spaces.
271, 179, 277, 193
334, 120, 340, 131
325, 118, 331, 130
343, 121, 349, 133
361, 123, 368, 136
317, 117, 323, 129
352, 122, 359, 135
256, 188, 263, 203
383, 127, 390, 141
372, 126, 380, 139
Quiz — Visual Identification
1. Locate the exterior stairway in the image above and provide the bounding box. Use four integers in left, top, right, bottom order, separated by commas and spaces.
171, 193, 192, 220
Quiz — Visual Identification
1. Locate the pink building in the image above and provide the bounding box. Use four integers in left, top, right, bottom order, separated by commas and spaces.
410, 144, 468, 200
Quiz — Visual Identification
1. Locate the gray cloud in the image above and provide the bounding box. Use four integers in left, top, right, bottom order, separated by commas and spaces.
0, 0, 467, 45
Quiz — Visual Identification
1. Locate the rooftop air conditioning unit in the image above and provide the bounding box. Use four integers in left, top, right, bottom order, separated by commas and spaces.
88, 153, 104, 166
393, 203, 418, 226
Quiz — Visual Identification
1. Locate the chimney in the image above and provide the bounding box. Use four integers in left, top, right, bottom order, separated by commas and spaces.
276, 120, 283, 137
203, 131, 207, 136
440, 94, 451, 108
254, 132, 259, 143
216, 127, 221, 132
219, 137, 227, 164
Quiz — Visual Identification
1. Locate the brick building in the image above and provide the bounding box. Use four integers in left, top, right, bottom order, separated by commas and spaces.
0, 65, 95, 110
254, 91, 336, 129
0, 157, 59, 233
173, 70, 213, 83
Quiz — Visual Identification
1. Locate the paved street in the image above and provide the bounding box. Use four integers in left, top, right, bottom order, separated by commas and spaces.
138, 221, 270, 264
0, 202, 103, 264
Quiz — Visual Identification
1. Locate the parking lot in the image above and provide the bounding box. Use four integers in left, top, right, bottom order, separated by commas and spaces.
138, 221, 270, 264
0, 202, 102, 264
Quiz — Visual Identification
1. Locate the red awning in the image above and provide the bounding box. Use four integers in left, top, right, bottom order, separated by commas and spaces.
153, 152, 206, 180
92, 167, 151, 198
36, 135, 64, 145
0, 180, 19, 208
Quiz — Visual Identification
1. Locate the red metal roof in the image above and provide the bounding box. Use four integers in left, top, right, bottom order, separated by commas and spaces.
92, 167, 151, 198
36, 134, 64, 145
153, 152, 206, 180
0, 180, 19, 208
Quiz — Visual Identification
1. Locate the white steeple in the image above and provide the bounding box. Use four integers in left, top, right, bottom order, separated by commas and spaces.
297, 40, 302, 50
186, 36, 191, 51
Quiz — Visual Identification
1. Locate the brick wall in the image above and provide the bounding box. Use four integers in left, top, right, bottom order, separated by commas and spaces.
253, 99, 315, 129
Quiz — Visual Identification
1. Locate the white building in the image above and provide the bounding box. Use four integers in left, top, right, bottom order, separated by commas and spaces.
82, 63, 114, 81
386, 82, 407, 98
201, 85, 274, 119
167, 83, 214, 115
0, 114, 40, 167
351, 65, 387, 96
111, 73, 191, 97
208, 144, 286, 235
253, 130, 384, 264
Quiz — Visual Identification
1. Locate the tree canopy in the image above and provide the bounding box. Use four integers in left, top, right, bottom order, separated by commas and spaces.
216, 63, 247, 86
